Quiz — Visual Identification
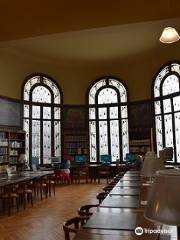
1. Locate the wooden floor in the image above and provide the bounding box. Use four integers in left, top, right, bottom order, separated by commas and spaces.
0, 182, 105, 240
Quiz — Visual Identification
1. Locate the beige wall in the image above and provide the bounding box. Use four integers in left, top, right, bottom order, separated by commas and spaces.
0, 46, 179, 104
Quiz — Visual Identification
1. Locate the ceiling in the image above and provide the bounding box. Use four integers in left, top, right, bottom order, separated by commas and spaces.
0, 0, 180, 62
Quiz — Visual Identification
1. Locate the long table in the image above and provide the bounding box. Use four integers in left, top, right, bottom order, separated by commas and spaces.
70, 163, 130, 182
73, 170, 177, 240
0, 171, 54, 187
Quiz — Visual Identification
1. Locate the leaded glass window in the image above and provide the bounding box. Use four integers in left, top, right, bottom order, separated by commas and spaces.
153, 62, 180, 163
23, 74, 62, 164
88, 77, 129, 162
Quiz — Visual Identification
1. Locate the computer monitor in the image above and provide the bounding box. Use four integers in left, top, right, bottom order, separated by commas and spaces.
31, 157, 39, 165
126, 153, 135, 163
74, 155, 87, 165
51, 156, 61, 164
100, 154, 112, 163
31, 157, 39, 171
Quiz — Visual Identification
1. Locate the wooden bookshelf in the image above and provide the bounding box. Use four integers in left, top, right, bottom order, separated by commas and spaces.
0, 128, 25, 173
62, 106, 89, 162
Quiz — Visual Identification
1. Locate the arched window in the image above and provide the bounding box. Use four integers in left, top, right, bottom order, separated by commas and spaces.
88, 77, 129, 162
153, 62, 180, 163
22, 74, 62, 164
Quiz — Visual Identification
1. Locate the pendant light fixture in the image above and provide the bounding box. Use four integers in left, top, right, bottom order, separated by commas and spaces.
159, 27, 180, 44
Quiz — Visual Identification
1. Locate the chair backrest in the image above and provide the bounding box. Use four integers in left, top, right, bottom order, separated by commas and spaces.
63, 216, 88, 240
98, 166, 111, 174
78, 204, 99, 217
96, 192, 108, 203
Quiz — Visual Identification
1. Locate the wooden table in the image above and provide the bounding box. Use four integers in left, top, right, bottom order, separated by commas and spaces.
70, 163, 130, 182
115, 181, 141, 187
100, 195, 140, 208
120, 177, 141, 181
0, 171, 54, 187
109, 187, 140, 196
84, 208, 157, 231
73, 228, 159, 240
124, 172, 140, 176
72, 170, 176, 240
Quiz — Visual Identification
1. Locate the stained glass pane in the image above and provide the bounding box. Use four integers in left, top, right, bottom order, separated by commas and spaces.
54, 107, 61, 119
32, 106, 40, 119
121, 106, 128, 118
173, 96, 180, 111
24, 105, 29, 118
163, 99, 171, 113
23, 75, 61, 164
43, 77, 61, 104
162, 75, 179, 95
43, 107, 51, 119
175, 113, 180, 163
154, 63, 180, 163
164, 114, 173, 151
54, 121, 61, 156
98, 108, 107, 119
89, 78, 129, 163
98, 88, 117, 104
43, 121, 51, 164
32, 120, 40, 159
110, 107, 118, 119
154, 101, 161, 115
24, 76, 41, 101
24, 119, 29, 162
109, 79, 127, 102
110, 120, 119, 162
154, 66, 169, 97
32, 86, 51, 103
89, 108, 95, 120
89, 121, 96, 162
89, 79, 106, 104
99, 121, 108, 156
155, 116, 163, 156
121, 119, 129, 161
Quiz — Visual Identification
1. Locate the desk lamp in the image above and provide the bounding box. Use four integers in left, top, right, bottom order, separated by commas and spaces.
144, 169, 180, 239
141, 151, 165, 181
140, 151, 165, 206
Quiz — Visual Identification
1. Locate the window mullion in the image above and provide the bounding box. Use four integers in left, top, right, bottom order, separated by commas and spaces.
107, 106, 111, 156
171, 97, 177, 163
96, 107, 100, 162
40, 106, 43, 165
29, 104, 32, 165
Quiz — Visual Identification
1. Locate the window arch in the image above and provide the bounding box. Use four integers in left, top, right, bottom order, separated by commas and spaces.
22, 74, 62, 164
153, 61, 180, 163
88, 77, 129, 162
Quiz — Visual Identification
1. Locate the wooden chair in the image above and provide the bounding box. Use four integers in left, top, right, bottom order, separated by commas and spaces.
78, 204, 99, 217
72, 166, 89, 184
102, 185, 113, 193
96, 192, 108, 204
97, 166, 111, 183
63, 216, 89, 240
0, 185, 19, 215
16, 182, 33, 209
34, 177, 48, 200
42, 175, 56, 197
